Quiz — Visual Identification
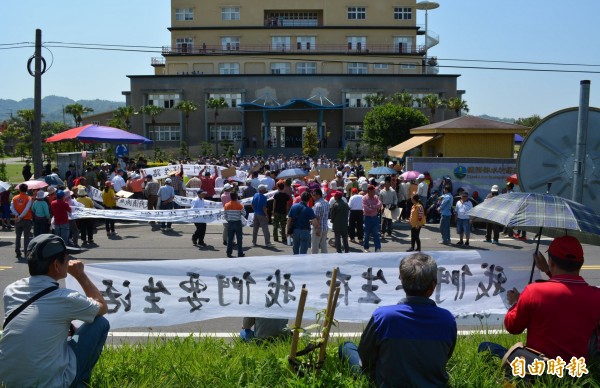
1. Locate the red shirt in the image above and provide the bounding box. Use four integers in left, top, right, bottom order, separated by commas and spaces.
50, 199, 71, 225
200, 176, 216, 197
504, 274, 600, 359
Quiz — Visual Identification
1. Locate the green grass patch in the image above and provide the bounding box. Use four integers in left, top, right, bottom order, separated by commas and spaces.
91, 333, 600, 387
2, 163, 26, 184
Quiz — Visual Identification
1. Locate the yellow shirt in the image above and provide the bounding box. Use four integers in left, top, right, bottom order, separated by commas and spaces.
102, 188, 117, 208
77, 196, 94, 209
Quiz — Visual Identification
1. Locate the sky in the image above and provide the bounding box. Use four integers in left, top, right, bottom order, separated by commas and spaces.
2, 0, 600, 120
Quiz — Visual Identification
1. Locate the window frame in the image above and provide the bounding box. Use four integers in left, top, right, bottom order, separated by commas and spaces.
218, 63, 240, 75
296, 62, 317, 74
270, 62, 291, 74
149, 125, 182, 142
347, 62, 368, 75
393, 7, 412, 20
175, 8, 194, 21
148, 93, 180, 109
347, 7, 366, 20
221, 7, 240, 21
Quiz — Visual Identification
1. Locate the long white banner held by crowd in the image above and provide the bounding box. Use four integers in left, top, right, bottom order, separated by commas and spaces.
139, 164, 248, 182
66, 250, 539, 330
72, 207, 228, 224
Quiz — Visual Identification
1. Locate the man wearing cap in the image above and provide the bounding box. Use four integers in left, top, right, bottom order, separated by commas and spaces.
331, 191, 350, 253
186, 173, 202, 189
32, 190, 51, 237
157, 178, 175, 230
76, 187, 95, 244
362, 185, 382, 253
11, 183, 33, 259
51, 189, 73, 247
190, 190, 207, 247
479, 236, 600, 361
126, 172, 145, 199
0, 234, 109, 387
348, 187, 364, 244
221, 183, 233, 245
252, 185, 274, 247
437, 185, 453, 245
287, 191, 318, 254
484, 185, 501, 244
311, 188, 330, 254
379, 176, 398, 238
144, 175, 160, 220
416, 174, 428, 208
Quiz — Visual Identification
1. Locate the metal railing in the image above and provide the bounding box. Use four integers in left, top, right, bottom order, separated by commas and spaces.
151, 57, 165, 65
162, 43, 426, 56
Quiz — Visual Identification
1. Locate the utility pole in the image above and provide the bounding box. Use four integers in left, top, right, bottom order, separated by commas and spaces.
29, 29, 45, 178
572, 80, 590, 203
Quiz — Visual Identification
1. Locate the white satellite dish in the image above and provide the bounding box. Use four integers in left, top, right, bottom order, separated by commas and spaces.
517, 107, 600, 214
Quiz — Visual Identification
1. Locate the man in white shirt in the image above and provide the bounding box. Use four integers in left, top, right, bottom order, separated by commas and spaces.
348, 188, 364, 243
111, 169, 127, 192
191, 190, 207, 246
416, 174, 428, 208
261, 171, 276, 191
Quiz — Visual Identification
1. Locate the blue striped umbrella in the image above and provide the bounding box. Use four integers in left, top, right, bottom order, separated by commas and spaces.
468, 192, 600, 282
468, 192, 600, 245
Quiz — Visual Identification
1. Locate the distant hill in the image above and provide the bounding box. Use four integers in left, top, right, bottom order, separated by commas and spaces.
0, 95, 125, 124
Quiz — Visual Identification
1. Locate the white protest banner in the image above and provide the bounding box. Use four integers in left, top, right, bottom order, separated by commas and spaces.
67, 250, 539, 330
140, 165, 181, 180
71, 207, 227, 223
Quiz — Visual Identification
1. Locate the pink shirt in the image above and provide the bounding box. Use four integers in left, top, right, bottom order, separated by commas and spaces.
362, 194, 381, 217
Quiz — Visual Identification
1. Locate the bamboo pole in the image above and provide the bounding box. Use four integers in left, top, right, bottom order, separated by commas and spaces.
317, 267, 340, 369
289, 284, 308, 371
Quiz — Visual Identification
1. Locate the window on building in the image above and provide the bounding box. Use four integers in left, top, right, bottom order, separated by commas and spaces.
347, 63, 368, 75
347, 36, 367, 51
271, 62, 291, 74
208, 93, 242, 108
401, 63, 417, 69
175, 8, 194, 21
296, 62, 317, 74
209, 125, 242, 141
149, 125, 181, 141
221, 37, 240, 50
394, 36, 413, 53
394, 7, 412, 20
148, 94, 180, 109
268, 12, 318, 27
219, 63, 240, 74
175, 38, 194, 53
345, 125, 363, 141
374, 63, 389, 70
271, 36, 291, 51
345, 93, 375, 108
221, 7, 240, 20
347, 7, 366, 20
296, 36, 315, 50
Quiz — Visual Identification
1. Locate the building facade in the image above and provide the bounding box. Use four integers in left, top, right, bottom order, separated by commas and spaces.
127, 0, 462, 155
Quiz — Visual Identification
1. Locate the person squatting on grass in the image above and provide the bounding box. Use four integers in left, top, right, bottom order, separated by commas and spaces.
479, 236, 600, 361
339, 253, 457, 387
0, 234, 109, 387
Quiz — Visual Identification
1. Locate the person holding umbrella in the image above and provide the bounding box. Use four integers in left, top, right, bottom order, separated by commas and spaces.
479, 236, 600, 361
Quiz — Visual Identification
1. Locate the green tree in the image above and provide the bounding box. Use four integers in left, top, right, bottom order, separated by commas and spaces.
198, 142, 213, 157
364, 94, 387, 107
421, 94, 446, 121
362, 103, 429, 158
17, 109, 35, 132
175, 100, 198, 147
139, 105, 165, 143
447, 97, 469, 117
64, 103, 94, 127
111, 106, 137, 130
303, 126, 319, 157
206, 97, 229, 154
390, 92, 414, 107
515, 114, 542, 128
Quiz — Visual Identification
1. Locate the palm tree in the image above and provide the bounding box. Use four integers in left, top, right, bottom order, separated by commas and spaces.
175, 100, 198, 146
421, 94, 446, 121
206, 97, 228, 154
363, 94, 387, 107
139, 105, 165, 143
114, 106, 137, 130
390, 92, 414, 107
17, 109, 35, 132
64, 103, 94, 127
447, 97, 469, 117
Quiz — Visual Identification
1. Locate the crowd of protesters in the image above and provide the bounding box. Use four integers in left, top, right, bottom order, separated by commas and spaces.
2, 153, 529, 259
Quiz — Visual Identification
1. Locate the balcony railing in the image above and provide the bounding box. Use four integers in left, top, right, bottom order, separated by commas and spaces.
163, 43, 426, 56
151, 57, 165, 66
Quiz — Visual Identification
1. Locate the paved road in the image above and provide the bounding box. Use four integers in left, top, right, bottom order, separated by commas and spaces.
1, 220, 599, 342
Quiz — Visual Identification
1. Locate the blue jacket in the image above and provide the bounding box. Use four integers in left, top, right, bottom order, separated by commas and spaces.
358, 296, 457, 387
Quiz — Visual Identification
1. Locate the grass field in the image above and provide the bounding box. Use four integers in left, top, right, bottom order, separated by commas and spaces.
1, 163, 25, 185
90, 332, 599, 387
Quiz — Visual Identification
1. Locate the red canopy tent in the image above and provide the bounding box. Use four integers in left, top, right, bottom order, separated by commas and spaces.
45, 124, 153, 144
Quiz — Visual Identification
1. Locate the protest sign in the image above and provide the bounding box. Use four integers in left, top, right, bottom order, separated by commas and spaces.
67, 250, 538, 330
319, 168, 336, 181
